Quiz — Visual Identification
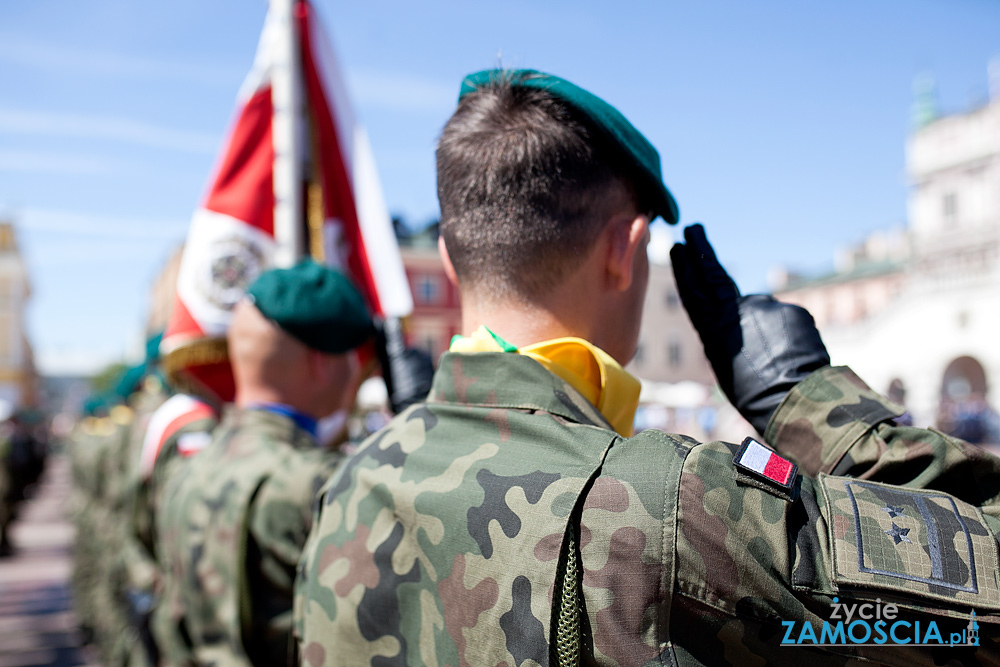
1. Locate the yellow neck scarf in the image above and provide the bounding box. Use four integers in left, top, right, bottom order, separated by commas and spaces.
450, 326, 640, 436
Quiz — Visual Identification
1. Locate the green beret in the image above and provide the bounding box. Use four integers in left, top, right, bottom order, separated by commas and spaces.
145, 331, 163, 363
115, 362, 147, 399
246, 260, 374, 355
459, 69, 680, 225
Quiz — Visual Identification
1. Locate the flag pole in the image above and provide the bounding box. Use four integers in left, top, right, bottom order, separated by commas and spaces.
271, 0, 305, 266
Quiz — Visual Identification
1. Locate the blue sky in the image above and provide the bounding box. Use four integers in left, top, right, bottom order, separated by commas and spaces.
0, 0, 997, 375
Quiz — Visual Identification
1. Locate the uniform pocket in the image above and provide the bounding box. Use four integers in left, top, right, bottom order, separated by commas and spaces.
818, 474, 1000, 614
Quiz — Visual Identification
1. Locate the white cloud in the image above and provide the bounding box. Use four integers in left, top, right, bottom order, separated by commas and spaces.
0, 108, 220, 154
0, 150, 121, 174
0, 35, 240, 86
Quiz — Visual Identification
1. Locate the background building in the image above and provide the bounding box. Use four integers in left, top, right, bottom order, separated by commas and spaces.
627, 262, 714, 385
627, 260, 752, 442
0, 223, 37, 407
774, 64, 1000, 441
146, 244, 184, 337
395, 223, 462, 363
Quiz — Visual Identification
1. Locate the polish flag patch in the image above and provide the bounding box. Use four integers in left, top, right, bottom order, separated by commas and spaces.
734, 438, 797, 488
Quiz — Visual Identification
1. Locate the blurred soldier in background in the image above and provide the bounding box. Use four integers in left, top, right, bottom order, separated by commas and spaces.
68, 392, 135, 664
155, 261, 375, 665
68, 395, 111, 646
126, 386, 218, 666
0, 399, 48, 556
0, 401, 13, 557
97, 334, 221, 667
104, 361, 167, 666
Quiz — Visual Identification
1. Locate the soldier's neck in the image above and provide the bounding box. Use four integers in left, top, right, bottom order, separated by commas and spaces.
459, 294, 596, 351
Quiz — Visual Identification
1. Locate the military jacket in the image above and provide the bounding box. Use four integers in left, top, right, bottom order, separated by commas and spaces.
131, 395, 219, 585
156, 407, 341, 667
296, 353, 1000, 666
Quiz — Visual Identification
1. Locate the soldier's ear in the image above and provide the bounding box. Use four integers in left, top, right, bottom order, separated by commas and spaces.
605, 212, 647, 292
438, 236, 459, 287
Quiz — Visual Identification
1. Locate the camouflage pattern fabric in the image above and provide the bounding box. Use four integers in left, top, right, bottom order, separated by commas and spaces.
68, 418, 108, 643
126, 394, 219, 666
155, 407, 341, 667
296, 355, 1000, 666
766, 365, 1000, 507
68, 413, 134, 664
97, 406, 142, 667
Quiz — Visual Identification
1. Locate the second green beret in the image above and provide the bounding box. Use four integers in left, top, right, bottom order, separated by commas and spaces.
247, 260, 375, 355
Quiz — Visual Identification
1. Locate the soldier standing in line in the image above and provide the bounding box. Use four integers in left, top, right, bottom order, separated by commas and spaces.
295, 69, 1000, 666
77, 397, 135, 664
94, 332, 221, 667
68, 398, 112, 646
125, 385, 219, 666
154, 261, 374, 666
106, 364, 170, 667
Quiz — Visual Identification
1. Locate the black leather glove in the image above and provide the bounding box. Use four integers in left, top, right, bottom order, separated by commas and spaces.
376, 317, 436, 414
387, 347, 436, 414
670, 223, 830, 434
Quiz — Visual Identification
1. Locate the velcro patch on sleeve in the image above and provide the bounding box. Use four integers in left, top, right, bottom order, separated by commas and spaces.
177, 431, 212, 457
735, 437, 797, 486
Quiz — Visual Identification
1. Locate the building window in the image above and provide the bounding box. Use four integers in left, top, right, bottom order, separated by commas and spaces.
420, 334, 438, 356
853, 285, 867, 321
668, 342, 682, 367
943, 193, 957, 224
633, 342, 645, 365
0, 315, 10, 359
414, 274, 442, 305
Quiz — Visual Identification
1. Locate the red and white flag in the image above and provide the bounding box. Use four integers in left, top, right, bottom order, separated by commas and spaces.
734, 438, 797, 487
162, 0, 411, 402
138, 394, 217, 480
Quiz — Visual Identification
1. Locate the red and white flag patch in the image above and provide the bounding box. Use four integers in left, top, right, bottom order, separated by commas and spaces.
734, 437, 797, 488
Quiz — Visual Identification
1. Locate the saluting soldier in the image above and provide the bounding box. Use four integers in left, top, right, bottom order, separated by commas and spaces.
295, 69, 1000, 666
154, 261, 373, 666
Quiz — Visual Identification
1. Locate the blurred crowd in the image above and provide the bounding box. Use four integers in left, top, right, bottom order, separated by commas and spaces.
0, 403, 49, 556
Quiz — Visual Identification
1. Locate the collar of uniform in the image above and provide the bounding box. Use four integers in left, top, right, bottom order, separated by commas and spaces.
222, 405, 318, 450
245, 402, 318, 438
427, 351, 615, 431
449, 326, 640, 435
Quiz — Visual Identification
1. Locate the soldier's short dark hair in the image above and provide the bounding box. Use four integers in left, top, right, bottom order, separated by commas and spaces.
436, 74, 640, 301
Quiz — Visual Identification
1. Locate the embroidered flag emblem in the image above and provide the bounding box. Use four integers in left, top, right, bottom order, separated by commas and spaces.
734, 437, 797, 488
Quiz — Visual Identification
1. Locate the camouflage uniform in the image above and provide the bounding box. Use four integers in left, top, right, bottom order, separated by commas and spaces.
156, 407, 341, 666
296, 354, 1000, 666
95, 406, 139, 666
68, 417, 109, 642
126, 393, 218, 666
68, 411, 133, 661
